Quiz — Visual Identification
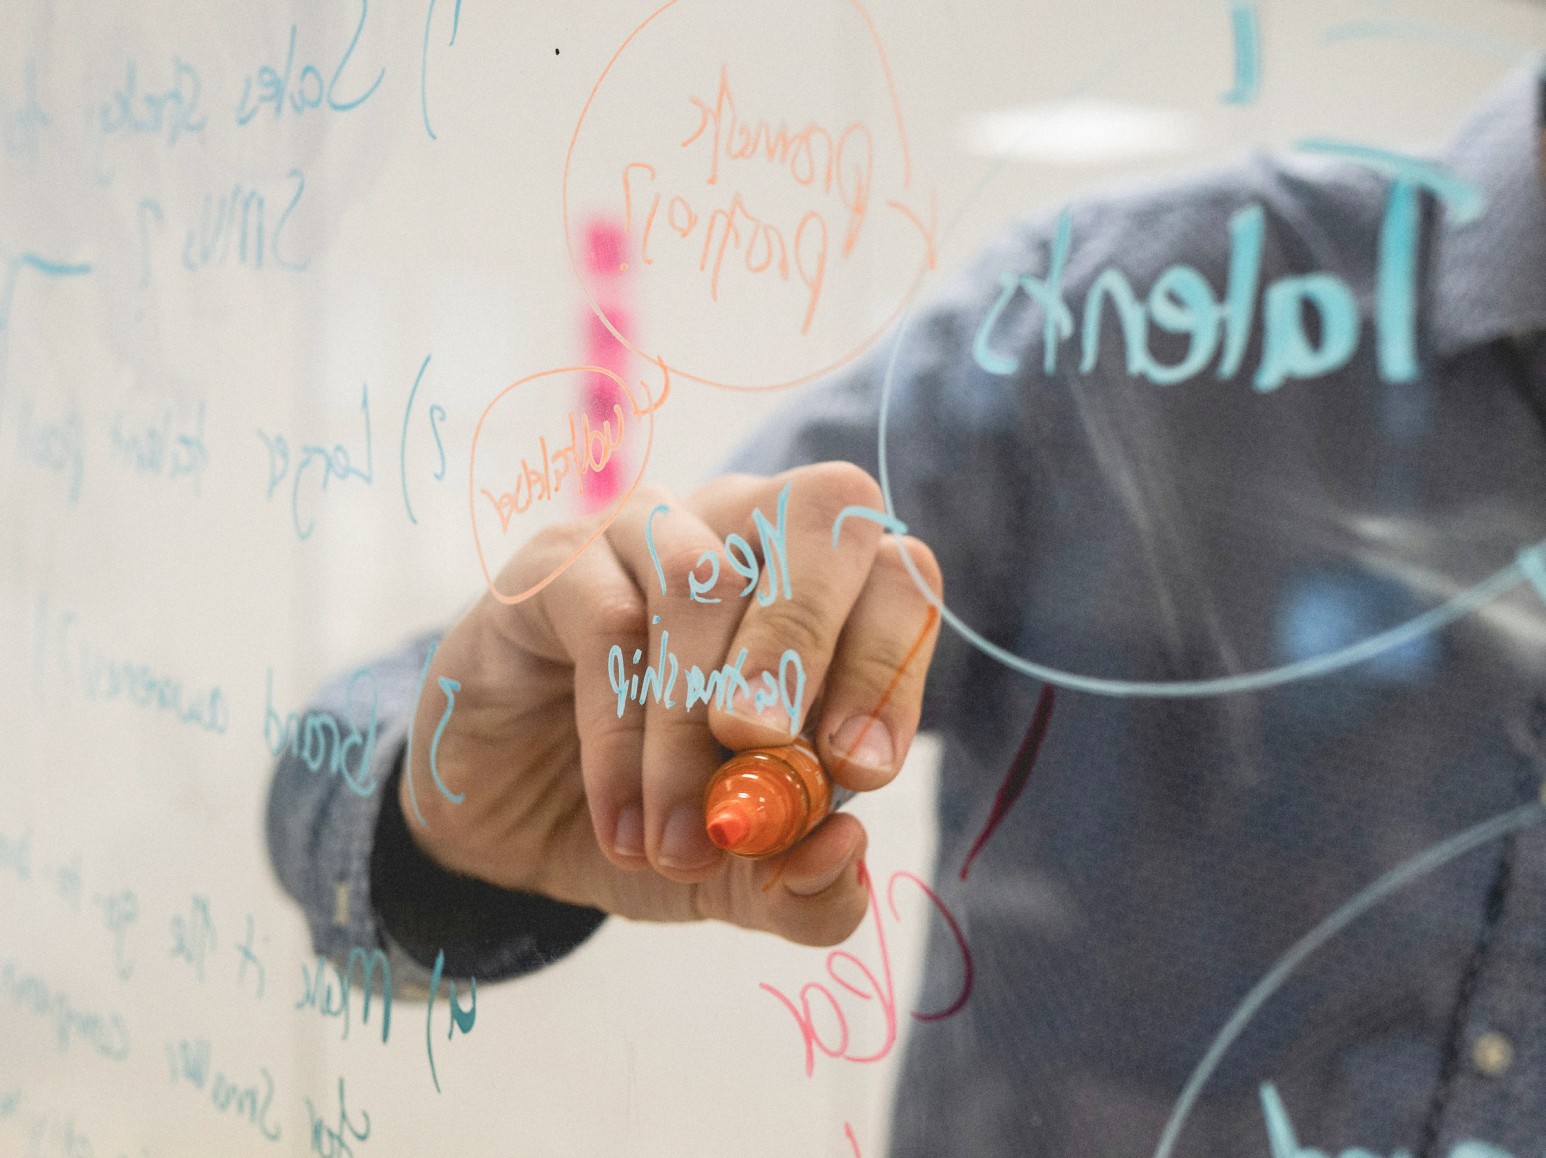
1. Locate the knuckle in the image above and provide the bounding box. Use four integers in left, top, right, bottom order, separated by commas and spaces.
747, 600, 832, 666
880, 535, 943, 597
798, 461, 884, 524
588, 592, 648, 643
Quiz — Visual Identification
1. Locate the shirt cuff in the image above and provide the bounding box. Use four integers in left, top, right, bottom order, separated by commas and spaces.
369, 749, 609, 980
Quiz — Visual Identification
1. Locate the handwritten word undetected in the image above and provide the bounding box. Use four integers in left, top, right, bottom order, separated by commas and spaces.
0, 826, 31, 883
258, 380, 373, 540
479, 404, 626, 529
974, 152, 1480, 392
182, 169, 309, 273
1259, 1081, 1509, 1158
32, 596, 228, 733
98, 56, 207, 146
235, 0, 382, 126
169, 894, 216, 984
295, 949, 393, 1045
167, 1037, 282, 1145
0, 957, 130, 1062
760, 866, 973, 1077
12, 395, 84, 504
108, 399, 208, 494
264, 667, 380, 797
306, 1077, 371, 1158
293, 946, 476, 1094
644, 479, 793, 606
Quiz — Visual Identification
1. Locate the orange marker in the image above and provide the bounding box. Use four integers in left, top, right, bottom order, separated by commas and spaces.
704, 738, 833, 858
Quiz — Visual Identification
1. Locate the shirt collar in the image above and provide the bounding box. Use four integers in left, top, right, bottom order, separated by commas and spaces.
1429, 57, 1546, 358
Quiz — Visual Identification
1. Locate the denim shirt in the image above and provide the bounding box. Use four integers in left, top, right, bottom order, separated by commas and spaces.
269, 62, 1546, 1157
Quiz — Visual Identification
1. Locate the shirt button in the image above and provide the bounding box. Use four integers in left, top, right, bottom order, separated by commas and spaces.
1472, 1031, 1514, 1077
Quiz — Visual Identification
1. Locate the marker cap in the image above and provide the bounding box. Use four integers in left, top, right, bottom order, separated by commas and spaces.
703, 739, 831, 858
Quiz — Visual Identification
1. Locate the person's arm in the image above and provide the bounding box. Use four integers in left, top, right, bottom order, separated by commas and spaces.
265, 634, 605, 989
266, 208, 1064, 983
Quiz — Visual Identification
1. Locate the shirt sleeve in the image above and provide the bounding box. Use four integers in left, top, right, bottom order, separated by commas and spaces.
264, 632, 606, 990
265, 210, 1069, 986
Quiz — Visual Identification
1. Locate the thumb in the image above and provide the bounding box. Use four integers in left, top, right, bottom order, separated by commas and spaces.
726, 814, 871, 947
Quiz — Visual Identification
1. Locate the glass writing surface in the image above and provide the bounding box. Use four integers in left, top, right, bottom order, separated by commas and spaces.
3, 1, 1545, 1154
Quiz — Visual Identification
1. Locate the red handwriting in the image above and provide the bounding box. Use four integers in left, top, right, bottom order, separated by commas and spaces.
844, 1122, 862, 1157
960, 683, 1056, 881
759, 864, 973, 1077
478, 404, 625, 530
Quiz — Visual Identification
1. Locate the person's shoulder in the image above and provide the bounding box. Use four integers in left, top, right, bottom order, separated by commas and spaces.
1003, 150, 1395, 289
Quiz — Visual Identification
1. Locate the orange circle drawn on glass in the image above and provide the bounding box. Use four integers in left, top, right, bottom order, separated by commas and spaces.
562, 0, 935, 393
468, 364, 657, 605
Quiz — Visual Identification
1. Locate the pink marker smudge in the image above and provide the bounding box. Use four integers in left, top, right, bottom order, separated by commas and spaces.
580, 219, 633, 511
959, 684, 1055, 881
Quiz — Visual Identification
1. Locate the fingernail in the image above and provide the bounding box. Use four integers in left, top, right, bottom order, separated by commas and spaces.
613, 805, 644, 859
659, 803, 716, 871
733, 699, 794, 736
830, 715, 894, 774
786, 854, 857, 898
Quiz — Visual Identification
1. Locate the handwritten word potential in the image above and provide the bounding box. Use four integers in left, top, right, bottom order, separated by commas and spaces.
479, 404, 626, 529
760, 867, 973, 1077
973, 152, 1479, 392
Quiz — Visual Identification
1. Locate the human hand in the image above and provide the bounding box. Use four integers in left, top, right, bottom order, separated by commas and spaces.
402, 462, 941, 947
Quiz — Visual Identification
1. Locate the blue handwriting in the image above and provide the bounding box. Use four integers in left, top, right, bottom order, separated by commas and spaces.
258, 380, 374, 541
108, 399, 208, 494
973, 151, 1480, 392
306, 1077, 370, 1158
182, 169, 309, 272
98, 57, 206, 146
168, 1038, 282, 1144
294, 949, 393, 1045
236, 0, 382, 125
264, 667, 380, 796
0, 957, 130, 1061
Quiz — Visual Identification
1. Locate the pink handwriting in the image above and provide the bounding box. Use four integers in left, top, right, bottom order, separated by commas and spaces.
760, 865, 973, 1078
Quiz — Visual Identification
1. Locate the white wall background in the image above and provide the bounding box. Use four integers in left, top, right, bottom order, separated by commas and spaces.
1, 1, 1542, 1155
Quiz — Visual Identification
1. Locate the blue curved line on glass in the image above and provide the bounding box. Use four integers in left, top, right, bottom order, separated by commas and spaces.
401, 353, 431, 525
1150, 801, 1545, 1158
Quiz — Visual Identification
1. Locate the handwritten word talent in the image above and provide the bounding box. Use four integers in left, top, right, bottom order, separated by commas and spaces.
973, 150, 1479, 392
479, 403, 626, 529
